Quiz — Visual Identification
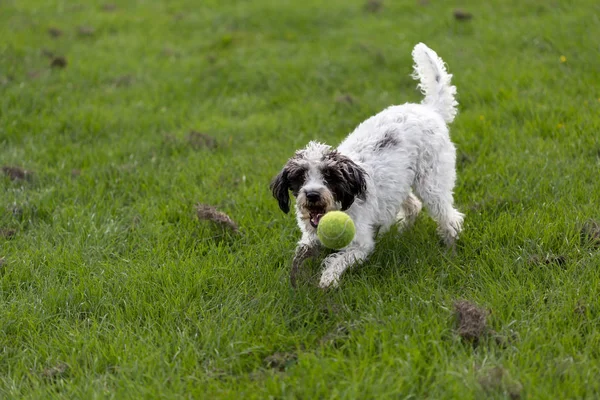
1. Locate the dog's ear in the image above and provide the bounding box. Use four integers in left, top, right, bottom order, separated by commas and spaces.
337, 156, 367, 211
270, 168, 290, 213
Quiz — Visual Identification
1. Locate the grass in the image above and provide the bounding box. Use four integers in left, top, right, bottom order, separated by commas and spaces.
1, 0, 600, 398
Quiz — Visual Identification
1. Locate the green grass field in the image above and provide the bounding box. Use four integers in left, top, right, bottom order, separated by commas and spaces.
2, 0, 600, 398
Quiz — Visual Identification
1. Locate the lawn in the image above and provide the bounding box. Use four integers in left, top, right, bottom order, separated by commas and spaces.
1, 0, 600, 398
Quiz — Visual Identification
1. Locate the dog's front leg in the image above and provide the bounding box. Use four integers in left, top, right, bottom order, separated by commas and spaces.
319, 233, 374, 289
290, 236, 320, 287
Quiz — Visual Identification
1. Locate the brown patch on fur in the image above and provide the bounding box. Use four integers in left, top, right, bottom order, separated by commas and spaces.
48, 27, 63, 38
77, 26, 95, 37
50, 56, 67, 68
42, 363, 69, 380
321, 150, 367, 211
581, 220, 600, 248
454, 300, 489, 344
0, 229, 16, 240
188, 131, 217, 150
196, 204, 239, 233
453, 9, 473, 20
364, 0, 383, 13
263, 352, 297, 371
478, 366, 523, 399
375, 131, 400, 150
2, 166, 32, 181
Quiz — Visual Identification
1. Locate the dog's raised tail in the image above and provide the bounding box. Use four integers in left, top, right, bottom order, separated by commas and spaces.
411, 43, 458, 123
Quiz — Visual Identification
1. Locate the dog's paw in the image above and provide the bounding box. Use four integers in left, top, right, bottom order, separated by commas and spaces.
319, 270, 340, 289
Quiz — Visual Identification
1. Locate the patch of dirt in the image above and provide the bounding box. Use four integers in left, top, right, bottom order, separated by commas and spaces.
581, 220, 600, 248
457, 150, 474, 167
0, 75, 13, 86
102, 3, 116, 11
42, 363, 69, 380
187, 131, 217, 150
0, 229, 16, 240
574, 300, 587, 316
48, 27, 63, 38
112, 75, 134, 87
41, 48, 55, 58
50, 56, 68, 68
27, 70, 41, 79
196, 204, 239, 233
335, 94, 356, 105
2, 166, 33, 181
364, 0, 383, 13
77, 26, 95, 37
207, 54, 217, 64
453, 9, 473, 21
454, 300, 489, 344
71, 169, 81, 177
263, 352, 297, 371
478, 366, 523, 399
161, 47, 180, 58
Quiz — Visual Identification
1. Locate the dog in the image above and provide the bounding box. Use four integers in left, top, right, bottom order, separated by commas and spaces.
270, 43, 464, 288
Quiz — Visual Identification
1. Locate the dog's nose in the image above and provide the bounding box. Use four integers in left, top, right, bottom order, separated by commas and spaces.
306, 191, 321, 203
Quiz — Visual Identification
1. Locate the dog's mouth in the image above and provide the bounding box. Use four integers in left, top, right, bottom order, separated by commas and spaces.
309, 212, 324, 228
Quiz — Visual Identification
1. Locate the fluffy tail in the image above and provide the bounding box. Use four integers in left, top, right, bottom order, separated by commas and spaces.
411, 43, 458, 123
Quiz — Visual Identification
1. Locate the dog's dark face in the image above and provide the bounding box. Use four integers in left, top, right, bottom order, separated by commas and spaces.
270, 142, 367, 230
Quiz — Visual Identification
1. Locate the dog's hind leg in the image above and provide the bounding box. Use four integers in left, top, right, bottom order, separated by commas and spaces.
396, 192, 422, 232
414, 152, 464, 248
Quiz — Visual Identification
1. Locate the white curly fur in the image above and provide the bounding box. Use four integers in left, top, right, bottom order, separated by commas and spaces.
280, 43, 464, 288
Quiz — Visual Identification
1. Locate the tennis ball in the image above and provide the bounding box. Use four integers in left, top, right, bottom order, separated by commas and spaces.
317, 211, 355, 250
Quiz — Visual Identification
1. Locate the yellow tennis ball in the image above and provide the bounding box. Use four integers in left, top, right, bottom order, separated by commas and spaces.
317, 211, 355, 250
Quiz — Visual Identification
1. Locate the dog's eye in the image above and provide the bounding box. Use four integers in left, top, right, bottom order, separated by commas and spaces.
321, 168, 335, 183
287, 170, 306, 196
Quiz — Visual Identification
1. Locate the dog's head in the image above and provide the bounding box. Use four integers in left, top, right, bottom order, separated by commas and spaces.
270, 141, 367, 230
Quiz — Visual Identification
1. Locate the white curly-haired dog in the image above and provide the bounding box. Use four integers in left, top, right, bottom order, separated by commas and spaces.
271, 43, 464, 288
